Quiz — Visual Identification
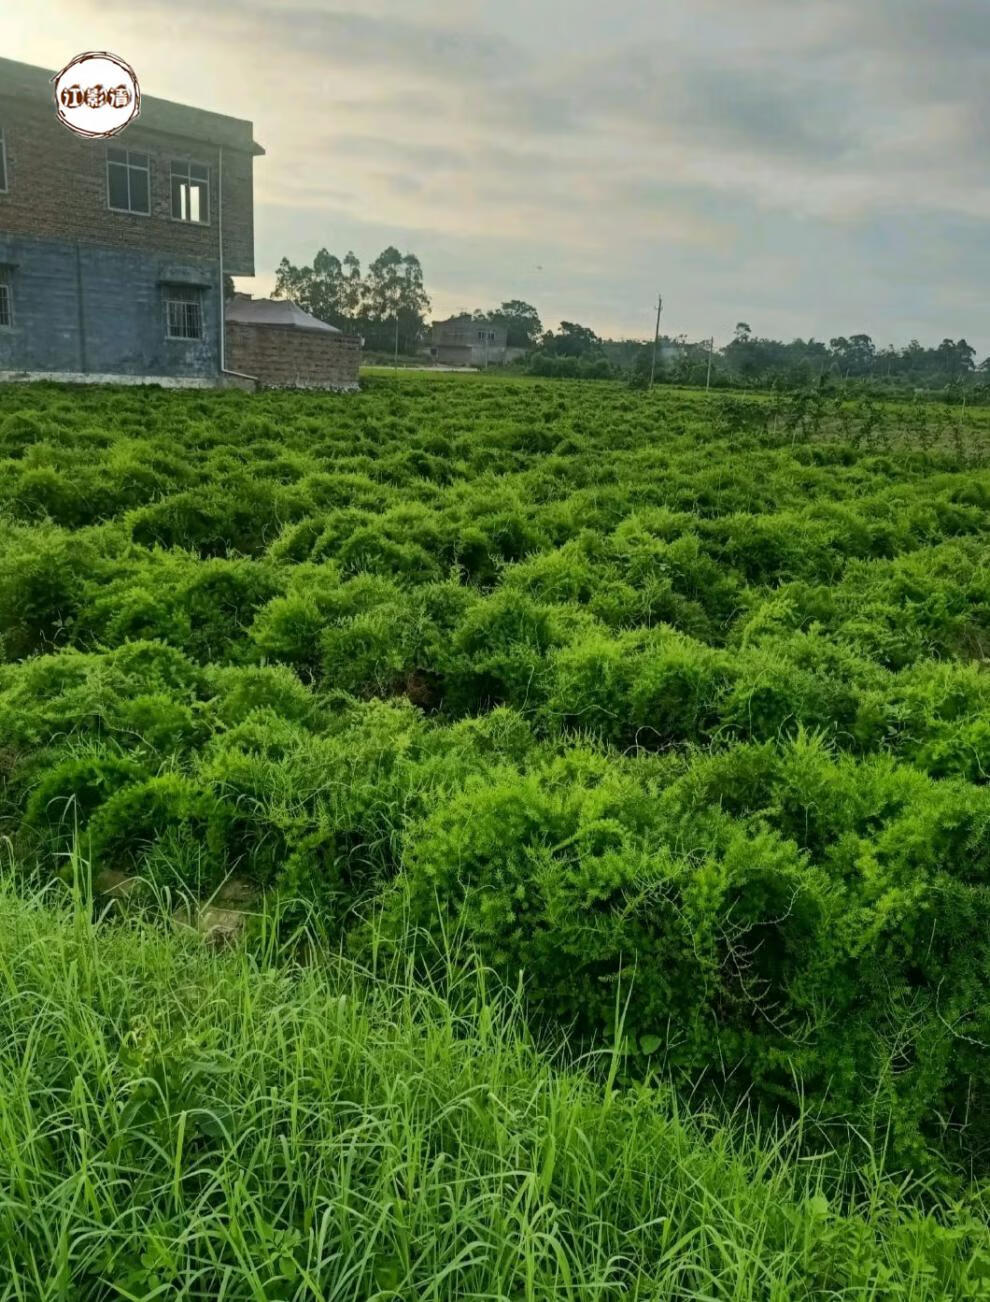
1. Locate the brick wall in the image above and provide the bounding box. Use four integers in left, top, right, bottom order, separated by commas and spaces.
226, 322, 361, 390
218, 148, 255, 278
0, 98, 255, 275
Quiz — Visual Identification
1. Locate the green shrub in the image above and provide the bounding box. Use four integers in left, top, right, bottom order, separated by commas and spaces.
129, 480, 286, 556
0, 525, 97, 660
22, 748, 146, 858
85, 773, 232, 889
444, 591, 596, 713
388, 752, 828, 1084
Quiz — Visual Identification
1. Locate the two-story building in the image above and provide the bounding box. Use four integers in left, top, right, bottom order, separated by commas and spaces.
0, 57, 263, 385
431, 315, 510, 367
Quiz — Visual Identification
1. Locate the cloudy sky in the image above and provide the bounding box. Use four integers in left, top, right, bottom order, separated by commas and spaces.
4, 1, 989, 350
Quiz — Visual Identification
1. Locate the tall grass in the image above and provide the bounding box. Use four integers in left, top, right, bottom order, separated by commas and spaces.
0, 877, 986, 1300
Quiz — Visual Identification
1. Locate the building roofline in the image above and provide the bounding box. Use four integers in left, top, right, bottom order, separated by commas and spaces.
225, 295, 345, 333
0, 56, 264, 155
433, 315, 505, 327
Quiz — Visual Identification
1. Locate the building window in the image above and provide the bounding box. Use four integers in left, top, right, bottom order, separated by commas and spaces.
0, 130, 7, 193
165, 287, 203, 340
171, 160, 209, 223
0, 271, 11, 328
107, 147, 150, 215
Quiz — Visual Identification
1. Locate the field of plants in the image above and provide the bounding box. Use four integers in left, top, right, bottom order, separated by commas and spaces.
1, 374, 989, 1297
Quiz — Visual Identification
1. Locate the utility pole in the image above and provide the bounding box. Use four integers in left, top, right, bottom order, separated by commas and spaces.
393, 307, 399, 375
706, 336, 714, 391
649, 292, 663, 389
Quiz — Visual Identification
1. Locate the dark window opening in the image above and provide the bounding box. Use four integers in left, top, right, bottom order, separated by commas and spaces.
165, 287, 203, 340
107, 148, 151, 215
0, 273, 12, 328
0, 130, 7, 193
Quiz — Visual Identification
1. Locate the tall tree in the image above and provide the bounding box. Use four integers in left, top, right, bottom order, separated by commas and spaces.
273, 256, 308, 304
494, 300, 542, 349
936, 337, 976, 380
363, 247, 431, 352
341, 251, 363, 325
363, 248, 426, 318
829, 334, 875, 377
272, 245, 432, 351
467, 301, 542, 349
541, 321, 603, 358
273, 249, 348, 326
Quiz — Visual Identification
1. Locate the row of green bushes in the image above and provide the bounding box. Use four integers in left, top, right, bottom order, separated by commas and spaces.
1, 382, 986, 534
2, 473, 986, 661
3, 533, 987, 777
1, 645, 987, 1172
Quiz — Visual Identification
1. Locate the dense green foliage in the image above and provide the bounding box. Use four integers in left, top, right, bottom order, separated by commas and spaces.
1, 375, 989, 1193
670, 327, 990, 394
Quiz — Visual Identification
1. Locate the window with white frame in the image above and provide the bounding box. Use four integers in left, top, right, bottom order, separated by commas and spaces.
107, 147, 150, 215
0, 130, 7, 193
0, 269, 12, 328
170, 160, 209, 223
164, 286, 203, 340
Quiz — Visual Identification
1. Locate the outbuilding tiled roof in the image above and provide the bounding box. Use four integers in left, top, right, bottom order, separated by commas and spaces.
225, 297, 341, 332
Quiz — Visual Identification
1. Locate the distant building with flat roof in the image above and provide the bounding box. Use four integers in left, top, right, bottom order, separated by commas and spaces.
431, 315, 509, 367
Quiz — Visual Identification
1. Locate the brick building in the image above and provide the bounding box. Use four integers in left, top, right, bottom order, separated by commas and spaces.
225, 295, 361, 390
431, 315, 509, 367
0, 57, 263, 384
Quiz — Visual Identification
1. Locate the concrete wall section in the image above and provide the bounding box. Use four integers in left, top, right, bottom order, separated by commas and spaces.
0, 233, 220, 378
0, 238, 81, 371
431, 320, 510, 367
0, 370, 226, 388
433, 344, 473, 366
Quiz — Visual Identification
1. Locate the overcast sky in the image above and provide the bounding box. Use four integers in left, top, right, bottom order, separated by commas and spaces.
4, 1, 989, 351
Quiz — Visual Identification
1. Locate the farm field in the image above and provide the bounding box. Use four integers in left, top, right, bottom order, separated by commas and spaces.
1, 374, 989, 1297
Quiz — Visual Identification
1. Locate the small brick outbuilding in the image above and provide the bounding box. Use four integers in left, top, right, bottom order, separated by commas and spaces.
225, 295, 361, 390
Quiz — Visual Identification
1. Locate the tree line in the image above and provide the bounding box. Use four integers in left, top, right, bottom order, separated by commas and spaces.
273, 247, 430, 354
272, 245, 989, 393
